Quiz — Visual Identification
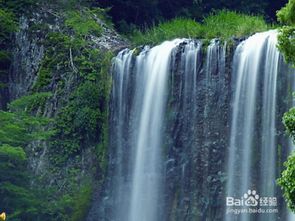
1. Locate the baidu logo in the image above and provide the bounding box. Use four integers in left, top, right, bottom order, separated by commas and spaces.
226, 190, 278, 215
244, 190, 260, 206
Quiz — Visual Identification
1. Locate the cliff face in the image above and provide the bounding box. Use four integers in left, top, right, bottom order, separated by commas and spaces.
8, 7, 127, 101
1, 3, 128, 220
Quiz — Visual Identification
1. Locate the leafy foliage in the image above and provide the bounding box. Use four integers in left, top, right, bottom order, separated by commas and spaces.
0, 92, 96, 221
276, 27, 295, 65
0, 0, 36, 14
65, 10, 102, 36
277, 153, 295, 212
283, 107, 295, 143
0, 145, 37, 221
280, 103, 295, 211
0, 7, 17, 106
0, 107, 52, 220
52, 82, 104, 159
131, 10, 269, 45
9, 92, 52, 113
277, 0, 295, 66
0, 111, 52, 146
277, 0, 295, 24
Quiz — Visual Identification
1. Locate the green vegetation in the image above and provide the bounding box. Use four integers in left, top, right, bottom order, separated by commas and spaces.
277, 26, 295, 66
0, 0, 36, 14
130, 10, 270, 45
0, 100, 52, 220
202, 11, 269, 39
99, 0, 286, 32
278, 1, 295, 211
277, 153, 295, 212
277, 0, 295, 25
0, 1, 112, 219
9, 92, 52, 113
0, 6, 17, 105
131, 18, 203, 45
277, 0, 295, 66
280, 105, 295, 212
283, 107, 295, 141
65, 10, 102, 36
279, 95, 295, 212
31, 8, 111, 221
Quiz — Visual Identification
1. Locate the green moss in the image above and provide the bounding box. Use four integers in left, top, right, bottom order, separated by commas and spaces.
70, 182, 93, 221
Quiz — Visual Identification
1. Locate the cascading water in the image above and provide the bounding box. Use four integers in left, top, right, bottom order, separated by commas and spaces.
109, 48, 134, 221
128, 40, 182, 221
226, 32, 268, 203
94, 30, 295, 221
259, 32, 279, 221
109, 40, 184, 221
225, 30, 290, 221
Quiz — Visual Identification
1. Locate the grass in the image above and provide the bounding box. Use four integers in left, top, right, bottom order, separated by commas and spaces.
130, 10, 270, 46
131, 18, 204, 45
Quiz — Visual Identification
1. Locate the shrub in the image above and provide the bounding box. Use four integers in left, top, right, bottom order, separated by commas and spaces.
65, 10, 102, 36
277, 0, 295, 66
277, 0, 295, 25
277, 153, 295, 212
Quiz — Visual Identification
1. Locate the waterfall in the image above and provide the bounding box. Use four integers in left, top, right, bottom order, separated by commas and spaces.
110, 40, 183, 221
110, 48, 134, 221
128, 40, 180, 221
259, 32, 279, 221
225, 30, 284, 221
99, 31, 295, 221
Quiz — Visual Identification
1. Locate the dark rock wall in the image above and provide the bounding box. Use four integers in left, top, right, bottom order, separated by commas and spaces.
164, 40, 233, 221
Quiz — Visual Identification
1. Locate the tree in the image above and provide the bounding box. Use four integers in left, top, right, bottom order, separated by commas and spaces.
277, 0, 295, 66
0, 101, 52, 220
277, 153, 295, 212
